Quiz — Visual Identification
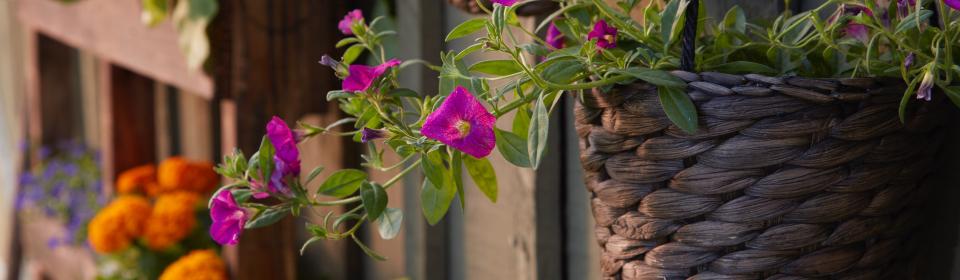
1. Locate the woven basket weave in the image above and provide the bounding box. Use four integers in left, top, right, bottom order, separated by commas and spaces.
575, 72, 948, 279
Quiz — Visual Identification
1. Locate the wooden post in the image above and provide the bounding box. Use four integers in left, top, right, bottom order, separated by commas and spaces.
98, 63, 158, 193
210, 1, 362, 279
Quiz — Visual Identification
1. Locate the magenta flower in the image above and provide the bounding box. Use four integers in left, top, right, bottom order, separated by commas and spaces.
342, 59, 402, 92
421, 86, 496, 158
361, 128, 386, 143
490, 0, 517, 6
546, 22, 565, 49
917, 70, 935, 101
264, 116, 301, 197
209, 190, 248, 245
587, 20, 617, 49
947, 0, 960, 10
338, 9, 363, 35
839, 5, 873, 42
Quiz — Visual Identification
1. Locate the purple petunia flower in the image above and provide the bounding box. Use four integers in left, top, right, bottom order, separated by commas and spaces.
587, 20, 617, 49
917, 70, 935, 101
947, 0, 960, 10
546, 22, 565, 49
361, 128, 386, 143
491, 0, 518, 6
264, 116, 301, 196
338, 9, 363, 35
421, 86, 496, 158
210, 190, 248, 246
342, 59, 402, 93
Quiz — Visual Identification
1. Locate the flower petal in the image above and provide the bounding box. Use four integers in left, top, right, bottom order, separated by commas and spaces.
491, 0, 518, 6
338, 9, 363, 35
422, 86, 496, 158
266, 116, 301, 175
947, 0, 960, 10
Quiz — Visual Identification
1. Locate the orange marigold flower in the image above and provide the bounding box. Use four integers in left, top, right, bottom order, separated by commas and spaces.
116, 164, 157, 195
87, 196, 152, 253
159, 249, 227, 280
157, 157, 219, 194
143, 191, 200, 250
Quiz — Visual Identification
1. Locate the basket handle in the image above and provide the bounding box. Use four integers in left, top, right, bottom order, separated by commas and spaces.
680, 0, 699, 72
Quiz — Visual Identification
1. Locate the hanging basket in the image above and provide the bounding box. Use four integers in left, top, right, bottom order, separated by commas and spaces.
575, 72, 949, 279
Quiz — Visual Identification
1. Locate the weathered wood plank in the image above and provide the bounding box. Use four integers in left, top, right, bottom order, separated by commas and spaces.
99, 64, 158, 192
16, 0, 213, 97
211, 1, 356, 279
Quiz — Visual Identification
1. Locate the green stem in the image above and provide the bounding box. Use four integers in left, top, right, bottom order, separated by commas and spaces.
310, 196, 361, 206
384, 158, 422, 188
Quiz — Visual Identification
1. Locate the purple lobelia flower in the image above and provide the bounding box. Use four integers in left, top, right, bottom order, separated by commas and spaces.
338, 9, 364, 35
898, 0, 917, 17
947, 0, 960, 10
491, 0, 518, 6
917, 70, 935, 101
319, 55, 340, 69
587, 20, 617, 49
421, 86, 496, 158
546, 22, 565, 49
210, 190, 249, 246
904, 53, 916, 70
361, 128, 387, 143
264, 116, 301, 196
342, 59, 402, 93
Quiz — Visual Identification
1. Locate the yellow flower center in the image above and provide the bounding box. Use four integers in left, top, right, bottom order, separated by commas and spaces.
603, 34, 615, 43
456, 120, 471, 138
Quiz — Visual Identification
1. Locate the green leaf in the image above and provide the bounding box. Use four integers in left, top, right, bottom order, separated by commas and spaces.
421, 151, 449, 189
335, 37, 359, 48
463, 156, 497, 203
520, 43, 550, 57
300, 236, 323, 256
171, 0, 217, 70
512, 105, 531, 138
245, 207, 289, 229
317, 169, 367, 198
495, 128, 531, 167
540, 59, 586, 84
721, 5, 746, 34
257, 136, 275, 183
420, 178, 456, 226
451, 151, 465, 210
945, 86, 960, 108
351, 234, 387, 261
327, 90, 351, 101
342, 44, 365, 65
660, 0, 690, 50
456, 43, 485, 60
439, 52, 486, 96
469, 60, 523, 76
527, 94, 549, 169
389, 88, 419, 98
303, 166, 325, 186
895, 10, 932, 33
360, 182, 388, 221
141, 0, 169, 26
612, 67, 687, 88
376, 208, 403, 240
658, 86, 699, 134
446, 18, 488, 41
704, 61, 778, 75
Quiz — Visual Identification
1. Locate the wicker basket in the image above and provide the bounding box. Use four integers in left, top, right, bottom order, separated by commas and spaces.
575, 72, 949, 279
